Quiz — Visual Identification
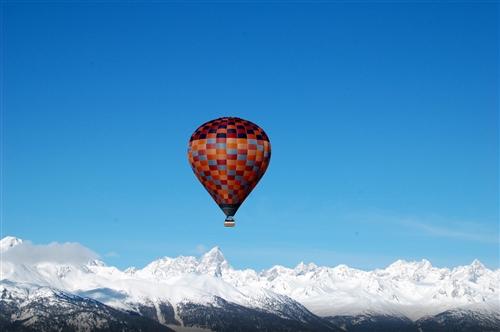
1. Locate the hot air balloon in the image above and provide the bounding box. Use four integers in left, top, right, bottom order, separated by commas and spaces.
188, 117, 271, 227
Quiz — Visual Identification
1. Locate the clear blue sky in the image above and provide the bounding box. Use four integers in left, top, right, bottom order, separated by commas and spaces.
2, 2, 498, 270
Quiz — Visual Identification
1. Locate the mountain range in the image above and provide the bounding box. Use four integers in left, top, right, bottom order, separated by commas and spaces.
1, 236, 498, 331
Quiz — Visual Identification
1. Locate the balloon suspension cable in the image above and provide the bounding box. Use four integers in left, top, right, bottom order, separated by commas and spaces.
224, 216, 235, 227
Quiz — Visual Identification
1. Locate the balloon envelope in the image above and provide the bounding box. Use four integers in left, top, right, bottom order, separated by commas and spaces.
188, 117, 271, 226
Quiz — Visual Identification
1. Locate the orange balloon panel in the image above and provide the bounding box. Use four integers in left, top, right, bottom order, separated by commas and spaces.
188, 117, 271, 219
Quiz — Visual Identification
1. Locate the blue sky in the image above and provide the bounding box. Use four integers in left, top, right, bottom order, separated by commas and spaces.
2, 3, 498, 270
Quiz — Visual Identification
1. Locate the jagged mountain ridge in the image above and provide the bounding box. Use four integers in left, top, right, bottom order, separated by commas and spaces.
0, 280, 174, 332
1, 236, 499, 331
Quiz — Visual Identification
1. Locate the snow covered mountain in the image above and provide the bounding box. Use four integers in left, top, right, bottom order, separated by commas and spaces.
0, 236, 23, 252
1, 236, 499, 331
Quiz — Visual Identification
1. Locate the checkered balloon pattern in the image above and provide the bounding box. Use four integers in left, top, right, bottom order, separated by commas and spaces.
188, 117, 271, 217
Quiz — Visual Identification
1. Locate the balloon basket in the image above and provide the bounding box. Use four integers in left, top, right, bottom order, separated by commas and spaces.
224, 217, 235, 227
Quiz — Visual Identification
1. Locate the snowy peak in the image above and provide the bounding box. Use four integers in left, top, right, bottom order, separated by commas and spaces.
386, 259, 432, 271
139, 255, 199, 279
451, 259, 492, 283
383, 259, 438, 281
294, 262, 318, 275
201, 246, 225, 263
198, 246, 229, 276
470, 259, 486, 271
0, 236, 23, 253
136, 247, 230, 279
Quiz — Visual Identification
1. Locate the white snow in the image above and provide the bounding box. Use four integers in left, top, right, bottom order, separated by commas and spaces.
0, 236, 23, 253
1, 236, 498, 321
